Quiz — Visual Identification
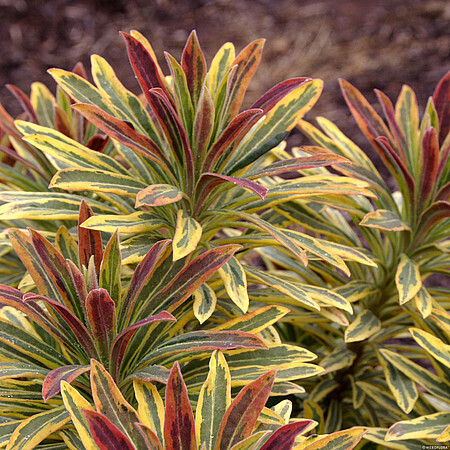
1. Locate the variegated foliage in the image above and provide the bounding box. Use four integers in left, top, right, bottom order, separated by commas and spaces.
3, 31, 376, 320
262, 72, 450, 447
0, 63, 112, 287
0, 202, 325, 449
61, 353, 367, 450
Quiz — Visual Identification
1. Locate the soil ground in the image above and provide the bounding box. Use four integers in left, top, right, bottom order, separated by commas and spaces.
1, 0, 448, 138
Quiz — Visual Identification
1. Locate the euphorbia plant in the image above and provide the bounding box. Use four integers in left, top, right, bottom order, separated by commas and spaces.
0, 64, 113, 286
2, 30, 375, 321
263, 72, 450, 446
0, 201, 324, 448
60, 352, 367, 450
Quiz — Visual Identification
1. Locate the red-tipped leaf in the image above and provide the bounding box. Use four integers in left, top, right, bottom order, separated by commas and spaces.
182, 30, 207, 106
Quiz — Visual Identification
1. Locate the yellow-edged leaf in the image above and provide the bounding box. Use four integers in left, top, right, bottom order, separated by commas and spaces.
172, 209, 202, 261
334, 281, 379, 303
61, 380, 99, 449
196, 350, 231, 449
414, 285, 433, 319
297, 427, 367, 449
6, 406, 70, 450
134, 380, 165, 446
80, 212, 167, 233
386, 412, 450, 441
208, 42, 235, 96
395, 254, 422, 305
218, 257, 249, 313
320, 346, 356, 374
50, 168, 147, 196
360, 209, 410, 231
345, 310, 381, 343
135, 184, 184, 207
193, 283, 217, 324
410, 328, 450, 368
378, 350, 418, 413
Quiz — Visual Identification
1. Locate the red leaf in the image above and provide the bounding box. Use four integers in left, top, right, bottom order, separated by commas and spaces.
433, 70, 450, 145
53, 104, 76, 140
215, 370, 277, 449
252, 77, 311, 112
86, 134, 109, 153
24, 293, 98, 358
196, 173, 267, 215
148, 88, 195, 194
78, 200, 103, 276
222, 39, 265, 122
260, 420, 316, 450
203, 108, 263, 171
109, 311, 176, 381
121, 32, 173, 106
120, 239, 172, 328
83, 409, 135, 450
182, 30, 207, 106
29, 228, 81, 315
164, 362, 196, 450
86, 289, 116, 360
6, 84, 39, 123
420, 127, 440, 205
140, 244, 241, 317
42, 364, 90, 402
73, 103, 169, 165
135, 423, 164, 450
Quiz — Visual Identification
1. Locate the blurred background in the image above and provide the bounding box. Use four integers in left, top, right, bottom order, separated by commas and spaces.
0, 0, 449, 143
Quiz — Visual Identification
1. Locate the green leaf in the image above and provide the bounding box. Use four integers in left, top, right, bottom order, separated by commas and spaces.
6, 406, 70, 450
386, 412, 450, 441
218, 257, 249, 313
173, 209, 202, 261
196, 351, 231, 450
345, 310, 381, 343
395, 254, 422, 305
320, 346, 356, 374
193, 283, 217, 324
99, 230, 122, 305
410, 328, 450, 368
360, 209, 410, 231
